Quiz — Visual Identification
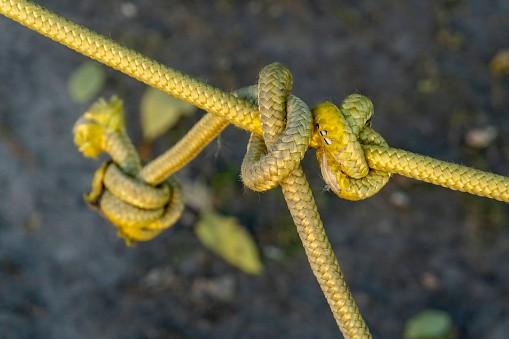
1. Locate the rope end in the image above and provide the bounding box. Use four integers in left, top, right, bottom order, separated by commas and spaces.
73, 96, 125, 158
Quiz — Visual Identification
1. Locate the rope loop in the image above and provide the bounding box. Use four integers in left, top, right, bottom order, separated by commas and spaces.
240, 63, 389, 201
4, 2, 509, 336
313, 95, 391, 200
240, 63, 313, 191
73, 97, 184, 243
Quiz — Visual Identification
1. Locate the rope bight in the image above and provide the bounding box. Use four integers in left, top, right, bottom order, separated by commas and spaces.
1, 1, 508, 338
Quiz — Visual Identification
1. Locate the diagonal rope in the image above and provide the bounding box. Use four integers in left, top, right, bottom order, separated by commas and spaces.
1, 0, 508, 202
2, 0, 508, 203
2, 1, 509, 338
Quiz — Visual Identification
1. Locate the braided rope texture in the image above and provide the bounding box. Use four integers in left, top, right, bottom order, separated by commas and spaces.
74, 98, 184, 243
2, 1, 509, 338
240, 64, 371, 337
1, 0, 508, 202
140, 113, 229, 185
314, 99, 391, 200
0, 0, 262, 134
365, 146, 509, 202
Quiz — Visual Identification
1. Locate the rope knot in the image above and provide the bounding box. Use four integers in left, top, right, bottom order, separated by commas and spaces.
73, 97, 183, 243
239, 64, 390, 201
312, 94, 391, 200
240, 63, 313, 191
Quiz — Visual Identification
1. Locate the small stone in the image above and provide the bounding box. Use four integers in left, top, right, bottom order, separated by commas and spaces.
421, 272, 441, 290
121, 2, 138, 18
191, 275, 236, 302
465, 126, 498, 149
264, 245, 284, 261
389, 191, 410, 209
141, 266, 177, 290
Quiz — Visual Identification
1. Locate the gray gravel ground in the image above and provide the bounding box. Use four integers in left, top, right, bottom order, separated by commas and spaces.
1, 1, 509, 338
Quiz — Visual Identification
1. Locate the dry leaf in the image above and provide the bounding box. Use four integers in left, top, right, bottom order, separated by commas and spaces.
68, 61, 106, 103
465, 126, 498, 149
140, 88, 195, 140
195, 212, 263, 275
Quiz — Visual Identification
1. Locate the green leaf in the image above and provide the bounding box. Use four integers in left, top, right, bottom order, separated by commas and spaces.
68, 61, 106, 103
404, 309, 453, 339
196, 212, 263, 275
140, 88, 195, 140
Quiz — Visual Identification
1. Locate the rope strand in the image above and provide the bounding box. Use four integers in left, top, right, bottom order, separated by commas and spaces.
2, 1, 509, 338
1, 0, 508, 202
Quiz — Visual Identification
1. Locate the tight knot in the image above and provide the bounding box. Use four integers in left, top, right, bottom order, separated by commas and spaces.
73, 97, 183, 243
312, 94, 391, 200
240, 63, 313, 191
240, 64, 390, 201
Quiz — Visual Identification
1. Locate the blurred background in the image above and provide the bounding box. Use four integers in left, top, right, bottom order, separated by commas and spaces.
1, 0, 509, 338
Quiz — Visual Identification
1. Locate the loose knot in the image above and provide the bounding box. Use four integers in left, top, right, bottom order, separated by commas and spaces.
73, 97, 183, 243
240, 63, 313, 191
312, 94, 391, 200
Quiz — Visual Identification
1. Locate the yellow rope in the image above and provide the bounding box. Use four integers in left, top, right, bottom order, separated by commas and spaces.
74, 98, 184, 242
240, 64, 371, 337
1, 0, 507, 201
2, 1, 509, 338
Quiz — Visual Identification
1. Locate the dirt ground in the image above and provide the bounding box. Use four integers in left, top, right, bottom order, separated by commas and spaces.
1, 0, 509, 338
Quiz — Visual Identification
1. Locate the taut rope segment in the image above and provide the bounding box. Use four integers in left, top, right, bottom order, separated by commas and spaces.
2, 1, 509, 338
1, 0, 507, 202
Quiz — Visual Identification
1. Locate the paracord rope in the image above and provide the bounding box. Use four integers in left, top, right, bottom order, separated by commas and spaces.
2, 1, 509, 338
1, 0, 507, 202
